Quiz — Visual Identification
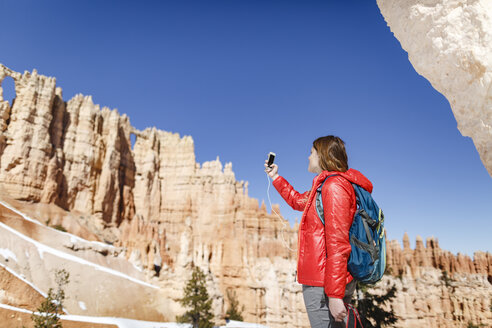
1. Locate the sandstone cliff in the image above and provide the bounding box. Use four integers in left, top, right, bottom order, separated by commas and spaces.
376, 0, 492, 177
0, 63, 491, 327
0, 63, 302, 327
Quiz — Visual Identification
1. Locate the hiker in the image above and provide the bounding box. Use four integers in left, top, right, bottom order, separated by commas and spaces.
264, 135, 373, 328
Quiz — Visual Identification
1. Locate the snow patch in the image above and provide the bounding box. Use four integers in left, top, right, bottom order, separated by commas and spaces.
69, 232, 116, 249
0, 221, 158, 289
133, 262, 143, 272
0, 200, 43, 226
37, 247, 45, 259
78, 301, 87, 311
223, 320, 269, 327
0, 302, 32, 314
0, 303, 270, 328
60, 315, 193, 328
0, 262, 47, 297
0, 248, 17, 262
0, 200, 115, 250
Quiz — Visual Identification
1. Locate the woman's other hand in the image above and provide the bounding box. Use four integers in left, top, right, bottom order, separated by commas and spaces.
328, 297, 347, 322
264, 161, 279, 180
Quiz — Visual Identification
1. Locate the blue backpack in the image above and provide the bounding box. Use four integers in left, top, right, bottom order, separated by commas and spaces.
315, 174, 386, 285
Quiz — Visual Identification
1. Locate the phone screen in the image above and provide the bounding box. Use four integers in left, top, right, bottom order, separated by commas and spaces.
267, 152, 276, 167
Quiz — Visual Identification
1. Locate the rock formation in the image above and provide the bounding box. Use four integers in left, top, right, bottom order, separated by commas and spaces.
377, 0, 492, 177
0, 63, 301, 327
0, 63, 491, 327
383, 233, 492, 327
0, 194, 169, 321
387, 233, 492, 278
0, 65, 136, 230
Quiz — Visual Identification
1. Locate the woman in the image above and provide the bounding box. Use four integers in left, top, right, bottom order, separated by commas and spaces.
264, 136, 373, 328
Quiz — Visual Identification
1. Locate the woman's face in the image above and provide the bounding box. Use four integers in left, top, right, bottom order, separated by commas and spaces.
308, 147, 322, 173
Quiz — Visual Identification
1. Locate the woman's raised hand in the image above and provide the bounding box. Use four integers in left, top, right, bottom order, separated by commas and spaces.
264, 161, 279, 180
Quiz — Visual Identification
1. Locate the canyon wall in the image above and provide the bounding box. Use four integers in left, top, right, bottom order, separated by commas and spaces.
0, 63, 302, 327
0, 63, 491, 327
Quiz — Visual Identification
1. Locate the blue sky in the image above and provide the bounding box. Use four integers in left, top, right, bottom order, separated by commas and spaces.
0, 0, 491, 256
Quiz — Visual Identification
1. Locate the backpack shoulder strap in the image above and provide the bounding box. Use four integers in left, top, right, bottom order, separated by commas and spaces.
315, 174, 340, 225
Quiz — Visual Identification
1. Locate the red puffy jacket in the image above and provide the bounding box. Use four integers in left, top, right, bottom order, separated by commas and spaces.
273, 169, 373, 299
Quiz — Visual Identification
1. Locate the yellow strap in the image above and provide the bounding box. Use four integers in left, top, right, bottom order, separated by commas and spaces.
376, 208, 383, 233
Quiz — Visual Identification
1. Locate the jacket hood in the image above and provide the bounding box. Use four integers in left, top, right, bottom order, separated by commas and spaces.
316, 168, 373, 193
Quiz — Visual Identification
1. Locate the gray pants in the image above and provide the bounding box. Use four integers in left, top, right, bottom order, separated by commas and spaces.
302, 280, 356, 328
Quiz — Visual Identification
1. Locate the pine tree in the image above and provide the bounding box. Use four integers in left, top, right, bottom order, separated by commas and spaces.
225, 289, 244, 322
31, 269, 70, 328
176, 266, 215, 328
355, 282, 398, 328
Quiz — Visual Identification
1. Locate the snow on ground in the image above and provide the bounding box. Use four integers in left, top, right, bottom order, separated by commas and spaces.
0, 304, 270, 328
0, 247, 17, 262
226, 320, 270, 327
0, 262, 72, 314
0, 200, 45, 226
0, 221, 159, 289
78, 301, 87, 311
0, 200, 116, 250
0, 261, 47, 297
0, 303, 191, 327
0, 303, 32, 313
0, 203, 271, 328
68, 232, 117, 249
60, 314, 193, 328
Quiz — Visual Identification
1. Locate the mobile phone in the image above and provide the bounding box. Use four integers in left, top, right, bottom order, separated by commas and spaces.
267, 152, 276, 167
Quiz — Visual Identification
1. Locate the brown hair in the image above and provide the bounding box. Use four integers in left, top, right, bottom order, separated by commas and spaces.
312, 136, 348, 172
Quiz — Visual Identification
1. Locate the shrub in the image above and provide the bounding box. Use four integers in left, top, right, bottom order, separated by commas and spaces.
31, 269, 70, 328
225, 289, 244, 322
355, 282, 398, 328
176, 266, 215, 328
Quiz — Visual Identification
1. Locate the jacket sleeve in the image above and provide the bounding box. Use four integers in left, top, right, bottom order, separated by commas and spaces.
272, 176, 310, 212
322, 178, 354, 299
